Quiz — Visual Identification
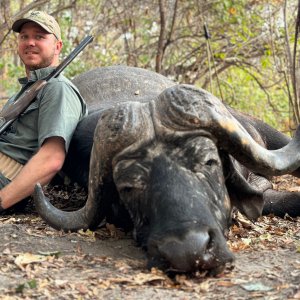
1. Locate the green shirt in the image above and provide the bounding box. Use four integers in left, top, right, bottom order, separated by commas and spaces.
0, 67, 87, 164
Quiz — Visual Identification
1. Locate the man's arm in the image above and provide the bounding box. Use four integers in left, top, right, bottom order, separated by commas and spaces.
0, 137, 65, 210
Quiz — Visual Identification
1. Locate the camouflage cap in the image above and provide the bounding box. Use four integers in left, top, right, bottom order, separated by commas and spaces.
12, 11, 61, 40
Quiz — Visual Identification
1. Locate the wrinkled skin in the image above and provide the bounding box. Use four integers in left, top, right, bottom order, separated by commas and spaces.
113, 137, 234, 273
34, 66, 300, 275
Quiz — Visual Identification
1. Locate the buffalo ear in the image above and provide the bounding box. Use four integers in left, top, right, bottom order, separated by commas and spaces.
223, 155, 271, 220
228, 187, 264, 220
227, 172, 273, 220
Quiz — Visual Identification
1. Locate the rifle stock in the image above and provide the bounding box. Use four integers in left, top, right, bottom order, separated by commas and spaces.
0, 35, 94, 135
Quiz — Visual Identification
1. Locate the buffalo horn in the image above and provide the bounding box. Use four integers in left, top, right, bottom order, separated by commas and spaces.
153, 84, 300, 176
33, 102, 154, 231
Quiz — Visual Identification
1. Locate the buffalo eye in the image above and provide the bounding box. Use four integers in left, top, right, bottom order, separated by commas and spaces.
119, 186, 134, 194
205, 159, 218, 167
114, 159, 149, 194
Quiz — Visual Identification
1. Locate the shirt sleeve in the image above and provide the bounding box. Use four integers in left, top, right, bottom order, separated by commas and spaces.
37, 79, 84, 151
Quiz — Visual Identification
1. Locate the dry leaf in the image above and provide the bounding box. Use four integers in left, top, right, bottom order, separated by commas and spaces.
109, 272, 166, 286
217, 280, 235, 287
77, 229, 96, 241
15, 253, 48, 269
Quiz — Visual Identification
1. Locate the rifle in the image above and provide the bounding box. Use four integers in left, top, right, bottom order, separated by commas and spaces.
0, 35, 94, 135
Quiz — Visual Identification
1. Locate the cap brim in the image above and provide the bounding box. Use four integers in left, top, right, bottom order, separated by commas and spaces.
12, 18, 51, 34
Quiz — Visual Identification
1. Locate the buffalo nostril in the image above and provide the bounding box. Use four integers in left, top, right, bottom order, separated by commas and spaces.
206, 230, 214, 251
151, 229, 234, 273
156, 230, 215, 272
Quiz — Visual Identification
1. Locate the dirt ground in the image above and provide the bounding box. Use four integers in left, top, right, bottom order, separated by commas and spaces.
1, 175, 300, 299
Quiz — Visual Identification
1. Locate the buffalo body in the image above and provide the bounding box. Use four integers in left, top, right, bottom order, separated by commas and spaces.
34, 66, 300, 274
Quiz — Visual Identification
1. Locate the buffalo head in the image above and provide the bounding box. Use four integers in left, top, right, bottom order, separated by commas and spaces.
33, 82, 300, 274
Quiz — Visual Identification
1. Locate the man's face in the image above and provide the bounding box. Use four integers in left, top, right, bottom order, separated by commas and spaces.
17, 22, 62, 72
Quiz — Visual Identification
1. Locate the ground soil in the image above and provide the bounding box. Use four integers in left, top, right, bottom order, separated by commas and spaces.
1, 175, 300, 299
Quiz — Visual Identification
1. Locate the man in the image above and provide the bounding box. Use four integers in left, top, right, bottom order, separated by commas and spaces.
0, 11, 87, 212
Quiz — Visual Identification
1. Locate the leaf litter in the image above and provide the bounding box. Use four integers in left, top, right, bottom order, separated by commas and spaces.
0, 175, 300, 299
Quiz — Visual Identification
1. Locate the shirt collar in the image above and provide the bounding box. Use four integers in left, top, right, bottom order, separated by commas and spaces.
18, 66, 56, 86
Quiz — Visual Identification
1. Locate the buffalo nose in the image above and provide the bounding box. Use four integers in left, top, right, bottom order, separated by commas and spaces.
156, 230, 234, 273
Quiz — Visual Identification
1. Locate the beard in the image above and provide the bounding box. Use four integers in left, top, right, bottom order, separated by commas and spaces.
24, 54, 56, 71
20, 45, 57, 71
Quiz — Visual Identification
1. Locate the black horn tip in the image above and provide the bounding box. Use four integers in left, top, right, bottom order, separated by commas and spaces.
34, 182, 43, 194
33, 182, 54, 222
33, 182, 48, 206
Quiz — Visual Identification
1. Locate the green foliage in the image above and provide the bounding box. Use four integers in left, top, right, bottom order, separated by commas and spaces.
1, 0, 298, 133
15, 279, 37, 293
213, 66, 289, 132
0, 58, 23, 96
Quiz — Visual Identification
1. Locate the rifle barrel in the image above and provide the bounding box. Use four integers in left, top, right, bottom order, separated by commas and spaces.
0, 35, 94, 135
45, 35, 94, 80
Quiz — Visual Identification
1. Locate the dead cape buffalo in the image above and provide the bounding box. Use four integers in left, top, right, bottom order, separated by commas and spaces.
33, 65, 300, 274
